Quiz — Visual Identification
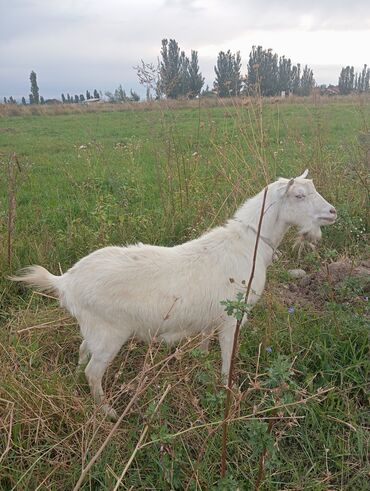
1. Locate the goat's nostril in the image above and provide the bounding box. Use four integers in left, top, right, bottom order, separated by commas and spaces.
330, 207, 336, 215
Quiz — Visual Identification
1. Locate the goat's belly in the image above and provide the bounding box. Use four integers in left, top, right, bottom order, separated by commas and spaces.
129, 302, 223, 345
158, 328, 193, 345
133, 317, 211, 345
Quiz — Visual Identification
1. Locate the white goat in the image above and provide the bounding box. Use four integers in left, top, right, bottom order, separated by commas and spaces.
12, 171, 336, 419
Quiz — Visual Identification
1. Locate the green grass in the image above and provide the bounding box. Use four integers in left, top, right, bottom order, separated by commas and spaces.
0, 97, 369, 490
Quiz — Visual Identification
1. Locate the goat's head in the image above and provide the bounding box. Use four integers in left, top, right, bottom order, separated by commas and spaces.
278, 169, 337, 245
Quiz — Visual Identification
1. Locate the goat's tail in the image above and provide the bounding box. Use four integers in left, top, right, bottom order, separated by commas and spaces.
9, 266, 61, 296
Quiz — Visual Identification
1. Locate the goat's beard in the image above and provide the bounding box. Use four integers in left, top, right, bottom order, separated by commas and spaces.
293, 224, 322, 257
300, 224, 322, 243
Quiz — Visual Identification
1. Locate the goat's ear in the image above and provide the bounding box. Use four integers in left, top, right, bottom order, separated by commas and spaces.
297, 169, 309, 179
287, 178, 295, 187
285, 178, 295, 194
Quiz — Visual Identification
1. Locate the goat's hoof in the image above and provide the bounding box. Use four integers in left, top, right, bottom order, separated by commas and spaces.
221, 377, 239, 391
101, 404, 118, 421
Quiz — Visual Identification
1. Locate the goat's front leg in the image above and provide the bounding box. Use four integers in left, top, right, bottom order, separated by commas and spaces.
218, 320, 237, 385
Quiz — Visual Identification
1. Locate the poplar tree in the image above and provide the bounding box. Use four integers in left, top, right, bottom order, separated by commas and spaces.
263, 49, 278, 96
153, 40, 204, 99
365, 66, 370, 92
278, 56, 292, 93
130, 89, 140, 101
231, 51, 242, 96
114, 85, 128, 102
214, 50, 242, 97
188, 50, 204, 98
338, 66, 354, 94
300, 65, 315, 96
357, 64, 369, 92
247, 46, 278, 96
179, 51, 190, 97
291, 64, 301, 95
159, 38, 182, 98
29, 70, 39, 104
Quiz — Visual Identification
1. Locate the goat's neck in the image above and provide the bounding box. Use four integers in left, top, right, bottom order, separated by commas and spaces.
233, 190, 289, 250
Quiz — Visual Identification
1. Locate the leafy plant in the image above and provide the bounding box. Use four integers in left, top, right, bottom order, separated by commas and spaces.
220, 292, 249, 321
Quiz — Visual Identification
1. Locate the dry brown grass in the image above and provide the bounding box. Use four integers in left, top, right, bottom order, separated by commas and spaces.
1, 294, 336, 490
1, 93, 368, 118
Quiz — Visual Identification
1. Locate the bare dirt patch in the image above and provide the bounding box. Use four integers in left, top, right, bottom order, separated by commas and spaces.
278, 259, 370, 309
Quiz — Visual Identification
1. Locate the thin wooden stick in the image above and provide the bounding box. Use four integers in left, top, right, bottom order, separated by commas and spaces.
220, 185, 269, 478
254, 418, 275, 490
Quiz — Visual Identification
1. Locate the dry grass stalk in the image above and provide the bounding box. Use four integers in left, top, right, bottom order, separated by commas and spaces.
0, 399, 14, 464
72, 364, 151, 490
16, 315, 73, 334
1, 94, 367, 119
112, 384, 172, 490
7, 153, 21, 269
72, 333, 205, 490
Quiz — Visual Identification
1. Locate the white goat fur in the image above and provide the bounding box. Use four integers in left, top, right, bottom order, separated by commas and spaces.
13, 172, 336, 419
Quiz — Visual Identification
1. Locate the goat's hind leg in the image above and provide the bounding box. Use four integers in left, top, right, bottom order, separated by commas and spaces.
85, 354, 119, 421
199, 328, 213, 353
84, 324, 131, 421
76, 339, 90, 373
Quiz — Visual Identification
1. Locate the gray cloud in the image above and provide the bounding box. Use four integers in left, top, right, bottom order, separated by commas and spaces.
223, 0, 370, 30
1, 0, 369, 99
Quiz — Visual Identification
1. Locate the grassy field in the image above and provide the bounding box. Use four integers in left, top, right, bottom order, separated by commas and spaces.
0, 97, 369, 490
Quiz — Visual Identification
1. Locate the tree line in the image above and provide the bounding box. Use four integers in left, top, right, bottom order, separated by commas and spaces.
2, 41, 369, 104
135, 41, 316, 99
338, 65, 370, 95
60, 89, 101, 104
3, 71, 141, 105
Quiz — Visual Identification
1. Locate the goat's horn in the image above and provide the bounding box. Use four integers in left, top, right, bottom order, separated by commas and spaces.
297, 169, 309, 179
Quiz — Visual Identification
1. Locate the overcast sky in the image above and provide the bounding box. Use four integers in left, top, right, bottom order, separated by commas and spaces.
1, 0, 369, 100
